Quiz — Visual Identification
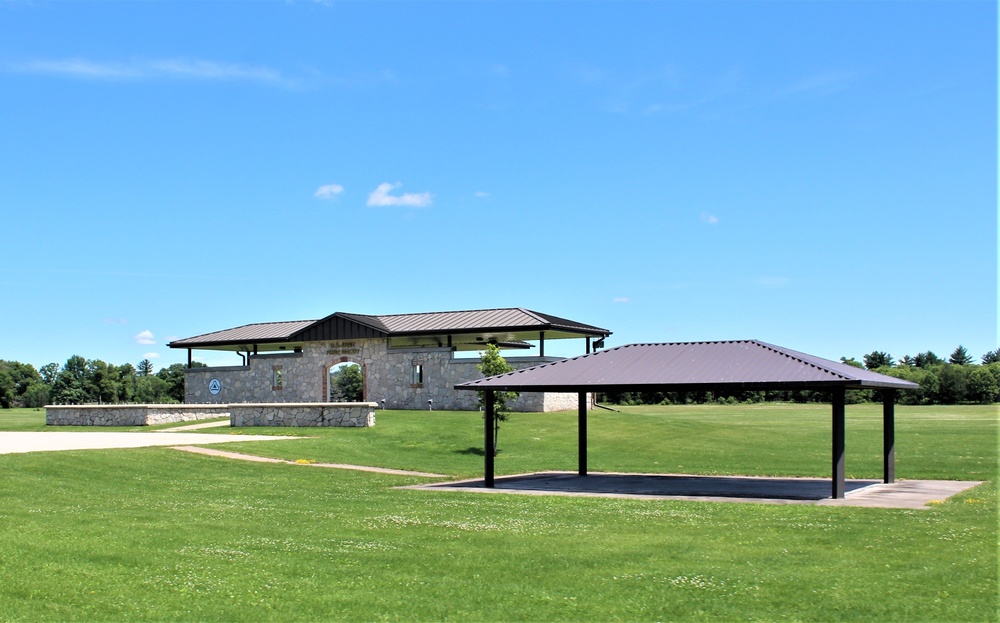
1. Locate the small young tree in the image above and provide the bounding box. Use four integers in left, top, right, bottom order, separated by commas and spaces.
477, 344, 519, 457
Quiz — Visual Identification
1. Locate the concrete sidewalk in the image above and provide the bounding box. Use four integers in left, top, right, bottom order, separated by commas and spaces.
0, 431, 300, 455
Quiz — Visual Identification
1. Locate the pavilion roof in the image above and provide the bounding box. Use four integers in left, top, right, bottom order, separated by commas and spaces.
456, 340, 919, 392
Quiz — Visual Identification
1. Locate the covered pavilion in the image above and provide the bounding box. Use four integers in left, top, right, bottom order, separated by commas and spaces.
455, 340, 919, 499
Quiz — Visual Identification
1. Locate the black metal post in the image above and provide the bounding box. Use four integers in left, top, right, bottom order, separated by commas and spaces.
539, 331, 545, 357
883, 390, 896, 484
578, 391, 588, 476
187, 349, 192, 368
586, 337, 591, 354
484, 391, 495, 488
832, 387, 846, 499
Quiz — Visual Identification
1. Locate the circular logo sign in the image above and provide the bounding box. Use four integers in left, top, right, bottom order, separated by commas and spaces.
209, 378, 222, 395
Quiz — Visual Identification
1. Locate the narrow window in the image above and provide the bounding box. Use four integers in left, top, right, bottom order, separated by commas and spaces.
411, 363, 424, 386
272, 366, 284, 391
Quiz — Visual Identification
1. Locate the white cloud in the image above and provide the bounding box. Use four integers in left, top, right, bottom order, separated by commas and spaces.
103, 317, 128, 325
367, 182, 432, 208
134, 330, 156, 345
9, 57, 295, 87
700, 212, 720, 225
474, 191, 489, 198
613, 297, 631, 303
143, 352, 161, 360
314, 183, 344, 199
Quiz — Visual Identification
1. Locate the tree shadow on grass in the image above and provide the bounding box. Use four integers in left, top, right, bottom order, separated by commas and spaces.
456, 447, 485, 456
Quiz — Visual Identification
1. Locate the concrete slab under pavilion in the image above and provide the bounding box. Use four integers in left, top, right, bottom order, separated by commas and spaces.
406, 473, 981, 510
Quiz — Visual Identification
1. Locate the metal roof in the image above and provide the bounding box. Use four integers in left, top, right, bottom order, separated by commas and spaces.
168, 307, 610, 351
456, 340, 920, 392
168, 320, 316, 349
364, 308, 608, 338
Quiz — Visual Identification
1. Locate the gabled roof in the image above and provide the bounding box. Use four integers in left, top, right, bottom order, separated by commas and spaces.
456, 340, 920, 392
352, 308, 606, 338
168, 307, 611, 351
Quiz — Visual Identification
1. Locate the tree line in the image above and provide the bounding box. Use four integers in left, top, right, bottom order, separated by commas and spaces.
602, 345, 1000, 407
0, 356, 206, 408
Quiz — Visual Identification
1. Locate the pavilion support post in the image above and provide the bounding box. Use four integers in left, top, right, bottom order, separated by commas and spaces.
832, 387, 846, 499
187, 349, 192, 368
484, 391, 495, 488
578, 391, 588, 476
539, 332, 545, 357
883, 390, 896, 484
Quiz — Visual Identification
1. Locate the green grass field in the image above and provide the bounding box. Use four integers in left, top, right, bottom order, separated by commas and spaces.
0, 404, 995, 621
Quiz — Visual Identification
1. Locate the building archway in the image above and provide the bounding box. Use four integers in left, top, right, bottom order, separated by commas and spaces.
325, 359, 365, 402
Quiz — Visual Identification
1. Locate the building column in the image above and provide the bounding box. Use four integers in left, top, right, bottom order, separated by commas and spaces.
832, 387, 846, 499
883, 390, 896, 484
484, 391, 495, 488
578, 391, 588, 476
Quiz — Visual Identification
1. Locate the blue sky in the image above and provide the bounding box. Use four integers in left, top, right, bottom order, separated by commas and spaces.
1, 1, 996, 371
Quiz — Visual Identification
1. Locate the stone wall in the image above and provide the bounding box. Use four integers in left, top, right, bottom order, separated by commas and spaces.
46, 404, 230, 426
184, 339, 588, 412
229, 403, 376, 427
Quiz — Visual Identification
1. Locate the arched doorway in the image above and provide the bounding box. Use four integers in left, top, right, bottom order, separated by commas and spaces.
327, 361, 364, 402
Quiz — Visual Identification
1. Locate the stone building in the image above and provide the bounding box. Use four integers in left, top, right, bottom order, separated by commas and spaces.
168, 308, 611, 412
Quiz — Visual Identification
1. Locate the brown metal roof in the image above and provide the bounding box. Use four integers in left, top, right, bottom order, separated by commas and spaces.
455, 340, 920, 392
359, 308, 609, 338
169, 307, 610, 351
168, 320, 316, 349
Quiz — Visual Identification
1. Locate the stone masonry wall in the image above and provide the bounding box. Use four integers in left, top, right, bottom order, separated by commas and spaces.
184, 339, 587, 412
46, 404, 230, 426
229, 403, 376, 427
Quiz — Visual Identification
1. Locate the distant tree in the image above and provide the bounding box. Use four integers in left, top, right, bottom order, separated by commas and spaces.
881, 366, 939, 405
137, 359, 154, 377
913, 351, 942, 368
948, 345, 973, 365
86, 359, 121, 404
50, 355, 90, 405
156, 363, 190, 403
840, 357, 864, 369
0, 361, 44, 408
39, 362, 60, 385
863, 351, 894, 370
967, 367, 999, 404
980, 349, 1000, 365
935, 364, 970, 404
20, 382, 50, 408
0, 367, 13, 409
116, 363, 137, 403
898, 355, 915, 367
477, 344, 519, 457
330, 363, 363, 402
135, 374, 170, 403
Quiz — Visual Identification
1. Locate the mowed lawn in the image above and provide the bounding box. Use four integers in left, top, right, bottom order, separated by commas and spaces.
0, 404, 994, 622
